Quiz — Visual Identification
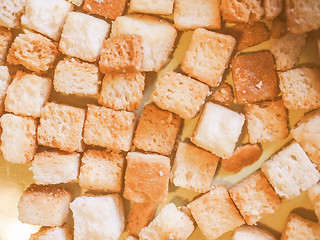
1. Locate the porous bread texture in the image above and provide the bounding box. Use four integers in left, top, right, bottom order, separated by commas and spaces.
59, 12, 110, 62
192, 102, 245, 159
0, 66, 11, 116
5, 71, 52, 117
232, 226, 277, 240
83, 0, 127, 20
261, 141, 320, 199
264, 0, 283, 20
139, 203, 195, 240
189, 185, 245, 240
308, 182, 320, 221
111, 14, 177, 72
174, 0, 221, 30
0, 27, 12, 65
18, 184, 71, 226
210, 82, 234, 106
0, 0, 26, 28
0, 113, 36, 164
67, 0, 83, 6
70, 195, 124, 240
30, 151, 80, 185
29, 226, 72, 240
130, 0, 174, 15
181, 28, 236, 87
170, 142, 220, 193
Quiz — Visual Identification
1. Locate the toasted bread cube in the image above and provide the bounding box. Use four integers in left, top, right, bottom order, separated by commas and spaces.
308, 182, 320, 221
67, 0, 83, 6
79, 149, 125, 193
232, 226, 277, 240
0, 66, 11, 116
0, 27, 12, 65
0, 114, 36, 164
70, 195, 124, 240
181, 28, 236, 87
111, 14, 177, 72
244, 98, 289, 144
83, 0, 127, 20
59, 12, 110, 62
189, 185, 245, 240
261, 142, 320, 199
174, 0, 221, 30
123, 152, 170, 203
210, 82, 234, 106
37, 102, 86, 152
271, 17, 287, 39
0, 0, 26, 28
133, 104, 181, 156
170, 142, 220, 193
278, 68, 320, 110
18, 184, 71, 226
98, 72, 144, 112
139, 203, 195, 240
264, 0, 283, 20
130, 0, 173, 15
192, 102, 245, 159
229, 171, 281, 225
54, 58, 101, 96
29, 226, 72, 240
30, 151, 80, 185
83, 105, 136, 151
5, 71, 52, 117
7, 31, 59, 74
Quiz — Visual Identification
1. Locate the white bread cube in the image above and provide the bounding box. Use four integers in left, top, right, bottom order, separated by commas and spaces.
29, 226, 72, 240
130, 0, 173, 15
0, 113, 37, 164
0, 26, 12, 65
261, 141, 320, 199
264, 0, 283, 20
70, 195, 125, 240
232, 226, 277, 240
67, 0, 83, 6
308, 182, 320, 221
111, 14, 177, 72
0, 0, 26, 28
22, 0, 73, 41
30, 151, 80, 185
59, 12, 110, 62
191, 102, 245, 158
0, 66, 11, 116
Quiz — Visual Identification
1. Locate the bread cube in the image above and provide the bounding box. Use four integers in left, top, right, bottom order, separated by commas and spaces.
308, 182, 320, 221
29, 226, 72, 240
210, 82, 234, 106
70, 195, 124, 240
0, 114, 37, 164
261, 141, 320, 199
139, 203, 194, 240
130, 0, 173, 15
67, 0, 83, 6
278, 68, 320, 110
189, 185, 245, 240
0, 27, 12, 65
264, 0, 283, 20
18, 184, 71, 226
123, 152, 170, 203
151, 71, 209, 119
83, 0, 127, 20
111, 14, 177, 72
54, 58, 101, 96
30, 151, 80, 185
59, 12, 110, 62
0, 0, 26, 28
133, 104, 181, 156
0, 66, 11, 116
191, 102, 245, 159
170, 142, 220, 193
79, 149, 125, 193
5, 71, 52, 117
21, 0, 73, 41
37, 102, 86, 152
232, 226, 277, 240
244, 98, 289, 144
174, 0, 221, 30
83, 104, 136, 151
7, 31, 59, 74
98, 72, 144, 112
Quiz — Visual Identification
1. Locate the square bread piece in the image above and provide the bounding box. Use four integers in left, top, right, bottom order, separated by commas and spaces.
0, 66, 11, 116
83, 104, 136, 151
264, 0, 283, 20
229, 171, 281, 225
18, 184, 71, 226
54, 58, 101, 96
191, 102, 245, 159
70, 195, 124, 240
0, 0, 26, 28
261, 141, 320, 199
232, 226, 277, 240
59, 12, 110, 62
244, 98, 289, 144
7, 31, 59, 74
123, 152, 171, 203
308, 182, 320, 221
21, 0, 73, 41
189, 185, 245, 240
79, 149, 125, 193
174, 0, 221, 30
151, 71, 209, 119
111, 14, 177, 72
29, 226, 72, 240
133, 104, 181, 156
278, 68, 320, 110
83, 0, 127, 20
0, 114, 36, 164
139, 203, 195, 240
130, 0, 173, 15
98, 72, 144, 112
37, 102, 86, 153
231, 51, 279, 104
5, 71, 52, 117
170, 142, 220, 193
181, 28, 236, 87
0, 27, 12, 65
30, 151, 80, 185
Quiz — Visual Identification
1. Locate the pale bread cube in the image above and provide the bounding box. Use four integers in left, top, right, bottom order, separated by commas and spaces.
308, 182, 320, 221
0, 66, 11, 116
130, 0, 173, 15
0, 27, 12, 65
29, 226, 72, 240
264, 0, 283, 20
67, 0, 83, 6
0, 0, 26, 28
232, 226, 277, 240
83, 0, 127, 20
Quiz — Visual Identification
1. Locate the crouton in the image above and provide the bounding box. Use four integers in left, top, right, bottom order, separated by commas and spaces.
308, 182, 320, 221
130, 0, 174, 15
0, 27, 12, 65
264, 0, 283, 20
83, 0, 127, 20
270, 17, 287, 39
29, 226, 72, 240
232, 226, 277, 240
0, 66, 11, 116
0, 0, 26, 28
67, 0, 83, 6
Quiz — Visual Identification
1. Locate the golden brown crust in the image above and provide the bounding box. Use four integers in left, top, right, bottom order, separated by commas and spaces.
25, 184, 70, 197
210, 82, 234, 106
83, 0, 128, 20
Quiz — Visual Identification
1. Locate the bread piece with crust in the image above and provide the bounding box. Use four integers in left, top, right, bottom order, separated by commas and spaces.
29, 226, 72, 240
83, 0, 127, 20
232, 226, 277, 240
0, 27, 12, 65
130, 0, 173, 15
0, 66, 11, 116
0, 0, 26, 28
264, 0, 283, 20
210, 82, 234, 106
308, 182, 320, 221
